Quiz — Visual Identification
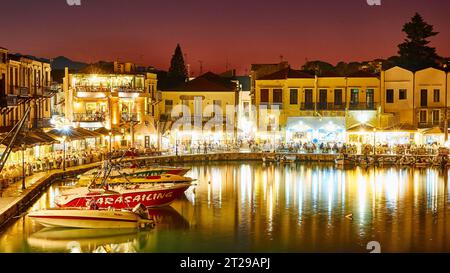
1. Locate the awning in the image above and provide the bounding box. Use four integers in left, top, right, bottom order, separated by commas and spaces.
47, 127, 87, 141
29, 130, 59, 144
73, 127, 103, 138
0, 132, 54, 152
382, 123, 418, 132
421, 127, 444, 135
347, 123, 377, 133
94, 127, 123, 136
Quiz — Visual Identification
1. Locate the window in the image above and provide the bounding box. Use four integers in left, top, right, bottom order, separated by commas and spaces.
290, 89, 298, 105
350, 89, 359, 105
419, 110, 427, 123
399, 89, 407, 100
432, 110, 440, 123
366, 89, 374, 108
165, 100, 173, 115
260, 89, 269, 103
434, 89, 440, 103
273, 89, 283, 103
334, 89, 342, 105
386, 89, 394, 103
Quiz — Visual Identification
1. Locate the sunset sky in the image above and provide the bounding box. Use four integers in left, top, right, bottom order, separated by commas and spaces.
1, 0, 449, 75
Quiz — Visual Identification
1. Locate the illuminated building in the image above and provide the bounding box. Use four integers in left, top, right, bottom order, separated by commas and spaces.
63, 62, 159, 149
0, 47, 54, 132
158, 72, 239, 148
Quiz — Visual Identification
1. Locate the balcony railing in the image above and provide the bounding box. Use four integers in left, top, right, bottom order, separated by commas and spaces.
418, 121, 443, 129
0, 95, 18, 108
73, 113, 106, 123
32, 118, 53, 129
348, 103, 377, 111
75, 86, 144, 93
300, 103, 315, 110
317, 103, 346, 111
121, 113, 141, 123
20, 87, 30, 97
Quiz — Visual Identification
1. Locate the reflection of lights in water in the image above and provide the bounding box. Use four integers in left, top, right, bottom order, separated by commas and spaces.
297, 176, 303, 224
240, 165, 252, 204
274, 169, 280, 206
385, 171, 399, 205
267, 185, 273, 235
285, 169, 291, 208
426, 170, 438, 212
357, 178, 367, 222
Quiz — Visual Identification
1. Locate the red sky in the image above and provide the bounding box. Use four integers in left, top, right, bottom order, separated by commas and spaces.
1, 0, 449, 75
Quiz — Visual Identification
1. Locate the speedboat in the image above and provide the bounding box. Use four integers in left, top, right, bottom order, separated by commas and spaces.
78, 173, 195, 187
55, 183, 193, 209
78, 166, 191, 186
28, 207, 154, 229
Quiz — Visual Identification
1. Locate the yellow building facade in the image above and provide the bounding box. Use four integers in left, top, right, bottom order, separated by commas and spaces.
63, 64, 158, 149
159, 72, 238, 147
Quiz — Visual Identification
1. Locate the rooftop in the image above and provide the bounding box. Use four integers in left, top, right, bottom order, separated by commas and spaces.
259, 67, 315, 80
168, 72, 237, 92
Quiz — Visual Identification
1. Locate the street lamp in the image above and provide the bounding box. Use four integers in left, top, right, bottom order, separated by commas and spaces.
175, 129, 179, 156
269, 114, 276, 152
62, 135, 67, 172
21, 144, 26, 190
109, 132, 112, 156
373, 128, 377, 156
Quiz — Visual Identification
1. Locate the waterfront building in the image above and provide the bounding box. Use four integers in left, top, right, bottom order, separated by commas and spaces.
63, 62, 159, 149
159, 72, 239, 149
254, 67, 382, 145
0, 46, 56, 166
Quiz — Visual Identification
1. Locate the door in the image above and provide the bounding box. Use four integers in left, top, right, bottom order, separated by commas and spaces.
319, 89, 327, 110
421, 89, 428, 107
304, 89, 313, 110
366, 89, 374, 109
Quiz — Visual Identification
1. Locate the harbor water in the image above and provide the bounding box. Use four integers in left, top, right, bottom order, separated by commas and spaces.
1, 162, 450, 253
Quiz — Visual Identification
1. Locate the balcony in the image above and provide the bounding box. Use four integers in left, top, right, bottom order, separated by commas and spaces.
73, 113, 106, 123
121, 113, 140, 123
348, 103, 377, 111
32, 118, 53, 129
19, 87, 30, 97
0, 95, 18, 108
316, 103, 346, 111
418, 121, 443, 129
300, 103, 315, 110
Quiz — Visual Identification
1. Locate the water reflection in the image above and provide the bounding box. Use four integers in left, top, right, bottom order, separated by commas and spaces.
1, 162, 450, 252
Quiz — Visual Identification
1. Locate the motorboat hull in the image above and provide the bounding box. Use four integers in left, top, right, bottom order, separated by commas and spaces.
28, 209, 151, 229
56, 183, 192, 209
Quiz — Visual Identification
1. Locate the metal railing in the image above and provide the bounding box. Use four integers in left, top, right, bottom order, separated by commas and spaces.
0, 95, 18, 107
121, 113, 141, 122
348, 102, 377, 111
73, 113, 106, 122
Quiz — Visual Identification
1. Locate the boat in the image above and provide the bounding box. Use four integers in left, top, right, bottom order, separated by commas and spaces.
78, 173, 195, 187
55, 182, 193, 209
78, 166, 191, 186
28, 206, 154, 229
262, 155, 278, 164
335, 154, 356, 167
27, 228, 145, 252
280, 155, 296, 164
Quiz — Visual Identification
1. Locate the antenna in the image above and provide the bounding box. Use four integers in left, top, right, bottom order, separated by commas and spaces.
198, 60, 203, 75
280, 55, 284, 63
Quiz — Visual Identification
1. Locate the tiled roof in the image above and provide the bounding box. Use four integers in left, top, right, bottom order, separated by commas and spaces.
347, 71, 379, 78
259, 67, 314, 80
320, 71, 344, 77
169, 72, 236, 92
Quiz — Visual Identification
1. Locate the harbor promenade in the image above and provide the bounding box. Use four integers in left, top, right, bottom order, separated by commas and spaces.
0, 152, 337, 228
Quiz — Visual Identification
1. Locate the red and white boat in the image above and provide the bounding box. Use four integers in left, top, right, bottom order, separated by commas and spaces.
55, 183, 192, 209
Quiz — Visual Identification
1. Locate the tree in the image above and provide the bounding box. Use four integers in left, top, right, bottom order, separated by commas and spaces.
167, 44, 188, 89
397, 13, 441, 71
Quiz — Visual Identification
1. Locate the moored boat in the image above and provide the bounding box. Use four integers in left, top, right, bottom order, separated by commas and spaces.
55, 183, 193, 209
78, 173, 194, 187
78, 166, 191, 186
28, 207, 154, 229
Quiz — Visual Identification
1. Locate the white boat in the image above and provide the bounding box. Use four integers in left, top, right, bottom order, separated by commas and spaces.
28, 207, 154, 229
